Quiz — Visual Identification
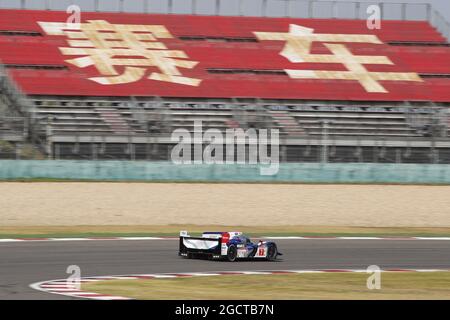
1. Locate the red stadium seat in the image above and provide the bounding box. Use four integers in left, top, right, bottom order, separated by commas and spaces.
0, 9, 448, 102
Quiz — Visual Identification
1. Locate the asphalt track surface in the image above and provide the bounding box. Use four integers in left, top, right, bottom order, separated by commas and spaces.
1, 239, 450, 299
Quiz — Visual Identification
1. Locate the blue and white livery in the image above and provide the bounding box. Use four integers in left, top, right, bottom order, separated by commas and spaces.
179, 231, 282, 262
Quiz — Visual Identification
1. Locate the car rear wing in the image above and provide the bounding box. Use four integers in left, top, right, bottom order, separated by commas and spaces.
179, 231, 222, 256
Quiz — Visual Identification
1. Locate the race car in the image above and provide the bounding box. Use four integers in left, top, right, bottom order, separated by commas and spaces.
178, 231, 282, 262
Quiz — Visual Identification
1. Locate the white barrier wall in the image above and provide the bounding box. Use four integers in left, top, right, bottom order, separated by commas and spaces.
2, 160, 450, 184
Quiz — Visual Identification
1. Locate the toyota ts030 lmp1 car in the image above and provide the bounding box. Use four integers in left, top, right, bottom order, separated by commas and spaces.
179, 231, 282, 262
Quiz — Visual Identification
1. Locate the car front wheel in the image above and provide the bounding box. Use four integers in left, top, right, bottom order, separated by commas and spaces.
267, 243, 278, 261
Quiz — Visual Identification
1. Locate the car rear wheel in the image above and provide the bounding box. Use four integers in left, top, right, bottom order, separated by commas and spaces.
227, 245, 238, 262
267, 244, 278, 261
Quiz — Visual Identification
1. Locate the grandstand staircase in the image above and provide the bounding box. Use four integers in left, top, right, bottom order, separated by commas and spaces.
96, 108, 132, 135
0, 62, 48, 156
268, 110, 304, 137
404, 104, 449, 138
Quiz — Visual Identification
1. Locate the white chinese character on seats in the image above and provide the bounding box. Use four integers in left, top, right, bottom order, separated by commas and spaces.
254, 24, 422, 93
39, 20, 201, 86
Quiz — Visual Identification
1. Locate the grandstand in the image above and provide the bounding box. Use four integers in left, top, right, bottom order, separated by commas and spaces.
1, 1, 450, 163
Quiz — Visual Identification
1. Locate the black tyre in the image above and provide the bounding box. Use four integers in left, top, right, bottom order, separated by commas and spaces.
267, 243, 278, 261
227, 245, 238, 262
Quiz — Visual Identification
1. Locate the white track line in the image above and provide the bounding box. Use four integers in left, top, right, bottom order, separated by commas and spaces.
414, 237, 450, 241
3, 236, 450, 243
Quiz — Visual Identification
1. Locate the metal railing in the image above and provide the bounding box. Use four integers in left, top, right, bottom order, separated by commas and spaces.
3, 135, 450, 164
